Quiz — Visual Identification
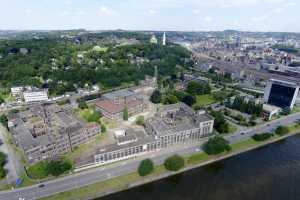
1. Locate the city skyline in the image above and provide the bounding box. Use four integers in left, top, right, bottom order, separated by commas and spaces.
1, 0, 299, 32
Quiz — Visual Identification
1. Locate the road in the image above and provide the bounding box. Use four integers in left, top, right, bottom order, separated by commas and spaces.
1, 112, 300, 200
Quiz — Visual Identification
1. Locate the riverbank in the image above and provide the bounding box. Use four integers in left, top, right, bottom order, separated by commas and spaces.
41, 124, 300, 200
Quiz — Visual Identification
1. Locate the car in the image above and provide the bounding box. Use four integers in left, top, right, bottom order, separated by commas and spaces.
38, 184, 45, 188
241, 132, 245, 135
0, 139, 3, 145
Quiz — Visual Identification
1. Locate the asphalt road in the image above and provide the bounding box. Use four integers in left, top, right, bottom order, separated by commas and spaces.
1, 112, 300, 200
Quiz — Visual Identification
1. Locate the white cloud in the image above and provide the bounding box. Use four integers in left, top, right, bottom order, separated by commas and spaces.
147, 9, 157, 15
62, 10, 71, 16
98, 6, 118, 16
271, 7, 284, 13
286, 2, 296, 7
78, 10, 86, 16
24, 9, 33, 15
204, 16, 213, 22
192, 9, 200, 15
251, 15, 268, 22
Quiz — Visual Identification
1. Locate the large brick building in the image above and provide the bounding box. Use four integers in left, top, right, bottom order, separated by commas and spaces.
95, 89, 146, 121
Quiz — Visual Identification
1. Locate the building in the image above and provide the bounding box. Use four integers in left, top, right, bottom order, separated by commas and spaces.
93, 103, 214, 166
262, 104, 281, 121
95, 89, 146, 121
23, 89, 49, 103
150, 35, 158, 44
163, 32, 166, 46
264, 79, 299, 109
11, 87, 24, 97
8, 104, 100, 163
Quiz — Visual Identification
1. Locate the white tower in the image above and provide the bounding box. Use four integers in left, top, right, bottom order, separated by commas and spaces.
162, 32, 166, 46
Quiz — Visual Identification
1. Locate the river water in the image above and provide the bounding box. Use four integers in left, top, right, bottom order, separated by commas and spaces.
99, 135, 300, 200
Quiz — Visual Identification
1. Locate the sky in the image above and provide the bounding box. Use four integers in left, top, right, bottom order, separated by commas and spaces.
0, 0, 299, 32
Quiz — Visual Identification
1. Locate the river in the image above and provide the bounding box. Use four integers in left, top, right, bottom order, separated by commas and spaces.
98, 134, 300, 200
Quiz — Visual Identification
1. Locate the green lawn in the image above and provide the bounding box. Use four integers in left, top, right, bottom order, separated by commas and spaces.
26, 162, 48, 179
79, 108, 101, 123
41, 165, 166, 200
228, 123, 238, 134
194, 94, 216, 107
187, 152, 209, 165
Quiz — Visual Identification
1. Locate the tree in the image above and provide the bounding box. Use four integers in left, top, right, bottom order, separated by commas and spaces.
101, 124, 106, 133
123, 106, 128, 121
46, 160, 72, 177
150, 90, 162, 104
138, 159, 154, 176
136, 116, 145, 126
0, 114, 8, 128
211, 111, 230, 134
204, 136, 231, 155
78, 99, 88, 109
0, 152, 7, 179
252, 133, 273, 141
182, 95, 196, 106
164, 94, 178, 104
186, 81, 211, 95
0, 96, 4, 104
275, 126, 289, 136
164, 155, 185, 171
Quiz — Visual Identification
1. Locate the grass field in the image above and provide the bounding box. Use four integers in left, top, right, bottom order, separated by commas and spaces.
79, 108, 101, 123
194, 94, 216, 107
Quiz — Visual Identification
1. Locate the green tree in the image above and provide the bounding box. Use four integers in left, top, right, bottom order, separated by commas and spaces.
252, 133, 273, 141
101, 124, 106, 133
78, 99, 88, 109
46, 160, 72, 177
0, 96, 4, 104
186, 81, 211, 95
210, 111, 230, 134
123, 106, 128, 121
0, 152, 7, 179
182, 95, 196, 106
164, 94, 178, 104
138, 159, 154, 176
150, 90, 162, 104
0, 114, 8, 128
164, 155, 185, 171
135, 116, 145, 126
204, 136, 231, 155
275, 126, 289, 136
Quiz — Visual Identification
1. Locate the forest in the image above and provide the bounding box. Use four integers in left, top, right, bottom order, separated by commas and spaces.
0, 32, 191, 95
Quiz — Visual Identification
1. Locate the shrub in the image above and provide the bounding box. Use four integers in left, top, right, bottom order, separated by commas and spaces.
150, 90, 162, 104
47, 160, 72, 177
204, 136, 231, 155
164, 155, 185, 171
138, 159, 154, 176
0, 114, 8, 127
252, 133, 273, 141
0, 152, 6, 179
101, 124, 106, 133
123, 107, 128, 121
78, 100, 88, 109
135, 116, 145, 126
275, 126, 289, 136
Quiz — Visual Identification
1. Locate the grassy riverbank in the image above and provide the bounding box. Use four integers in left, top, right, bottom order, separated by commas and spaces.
42, 123, 300, 200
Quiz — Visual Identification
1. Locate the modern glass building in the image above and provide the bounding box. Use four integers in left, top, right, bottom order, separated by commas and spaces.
264, 79, 299, 109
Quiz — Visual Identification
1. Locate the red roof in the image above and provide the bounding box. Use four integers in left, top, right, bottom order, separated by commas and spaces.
95, 99, 142, 114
